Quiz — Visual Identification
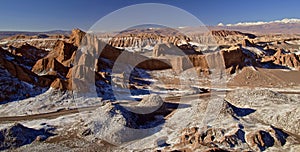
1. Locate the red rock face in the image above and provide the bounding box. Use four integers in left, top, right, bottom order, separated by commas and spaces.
220, 48, 246, 69
262, 49, 300, 69
215, 47, 249, 74
211, 30, 255, 38
1, 28, 299, 95
0, 48, 36, 84
96, 41, 172, 71
32, 57, 68, 76
106, 29, 256, 48
273, 50, 300, 69
241, 39, 255, 47
68, 28, 86, 47
9, 44, 48, 61
0, 29, 86, 92
28, 29, 86, 90
50, 78, 72, 90
0, 47, 54, 102
45, 30, 86, 90
105, 28, 191, 47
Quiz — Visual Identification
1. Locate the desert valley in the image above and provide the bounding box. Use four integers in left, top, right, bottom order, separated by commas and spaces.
0, 17, 300, 152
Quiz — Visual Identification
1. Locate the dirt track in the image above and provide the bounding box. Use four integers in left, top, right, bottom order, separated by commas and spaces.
0, 106, 97, 123
0, 90, 298, 124
0, 92, 213, 123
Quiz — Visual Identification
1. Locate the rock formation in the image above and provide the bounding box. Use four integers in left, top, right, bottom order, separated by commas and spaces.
0, 27, 300, 152
211, 30, 256, 39
32, 57, 68, 76
68, 28, 86, 47
226, 89, 300, 136
0, 48, 37, 84
8, 43, 48, 62
241, 39, 255, 47
0, 123, 54, 150
262, 49, 300, 69
107, 28, 191, 48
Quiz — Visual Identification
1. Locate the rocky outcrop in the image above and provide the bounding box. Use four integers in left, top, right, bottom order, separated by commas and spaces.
167, 55, 209, 74
167, 124, 289, 152
68, 28, 86, 47
32, 57, 68, 76
0, 30, 81, 95
97, 43, 172, 71
196, 30, 257, 45
165, 44, 255, 74
188, 55, 209, 69
84, 103, 139, 145
153, 43, 199, 57
152, 43, 208, 73
2, 33, 67, 41
50, 78, 72, 90
8, 43, 48, 62
172, 126, 248, 151
1, 33, 68, 51
220, 47, 248, 74
220, 47, 246, 69
0, 123, 54, 150
30, 37, 79, 90
0, 47, 54, 102
107, 28, 190, 48
0, 66, 41, 102
26, 30, 84, 90
0, 48, 37, 84
245, 130, 276, 151
30, 40, 75, 78
241, 39, 255, 47
211, 30, 256, 39
226, 89, 300, 136
262, 49, 300, 69
125, 94, 167, 115
153, 43, 181, 57
105, 29, 256, 48
51, 40, 77, 66
151, 45, 247, 74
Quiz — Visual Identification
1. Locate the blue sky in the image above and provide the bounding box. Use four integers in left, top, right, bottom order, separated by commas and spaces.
0, 0, 299, 31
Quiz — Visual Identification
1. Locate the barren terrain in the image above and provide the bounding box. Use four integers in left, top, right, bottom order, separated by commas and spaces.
0, 22, 300, 151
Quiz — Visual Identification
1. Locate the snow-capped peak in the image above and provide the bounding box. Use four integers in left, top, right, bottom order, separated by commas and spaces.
217, 23, 224, 26
225, 18, 300, 26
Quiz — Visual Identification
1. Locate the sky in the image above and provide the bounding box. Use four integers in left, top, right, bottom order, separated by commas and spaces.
0, 0, 299, 31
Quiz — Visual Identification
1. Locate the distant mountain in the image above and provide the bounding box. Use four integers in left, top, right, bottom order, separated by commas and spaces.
212, 18, 300, 34
0, 30, 70, 39
224, 18, 300, 26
